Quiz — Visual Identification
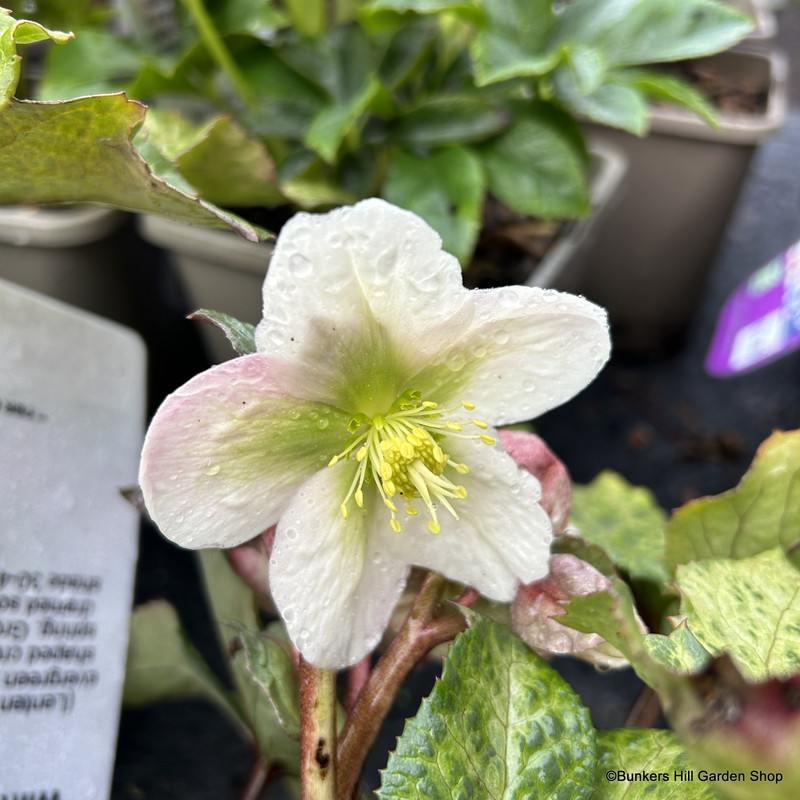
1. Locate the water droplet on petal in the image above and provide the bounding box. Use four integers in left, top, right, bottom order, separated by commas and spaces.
493, 330, 509, 345
445, 350, 466, 372
289, 252, 312, 277
470, 343, 487, 358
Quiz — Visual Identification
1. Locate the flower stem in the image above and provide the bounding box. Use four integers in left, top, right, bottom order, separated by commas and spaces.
300, 659, 338, 800
336, 572, 468, 800
179, 0, 253, 107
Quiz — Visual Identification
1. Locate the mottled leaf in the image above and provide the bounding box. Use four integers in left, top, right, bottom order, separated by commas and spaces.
594, 729, 719, 799
570, 471, 670, 584
378, 615, 596, 800
664, 430, 800, 573
677, 549, 800, 682
643, 623, 711, 677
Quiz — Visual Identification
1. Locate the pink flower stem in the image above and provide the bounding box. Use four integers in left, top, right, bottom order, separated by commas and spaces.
336, 572, 468, 800
344, 655, 372, 715
300, 658, 338, 800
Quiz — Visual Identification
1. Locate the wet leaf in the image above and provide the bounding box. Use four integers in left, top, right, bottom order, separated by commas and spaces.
677, 549, 800, 682
378, 615, 596, 799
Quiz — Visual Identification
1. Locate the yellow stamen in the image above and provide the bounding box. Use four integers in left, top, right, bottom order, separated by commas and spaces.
327, 395, 493, 534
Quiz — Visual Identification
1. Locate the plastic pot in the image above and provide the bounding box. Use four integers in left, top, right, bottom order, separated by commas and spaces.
138, 142, 627, 364
581, 45, 788, 354
0, 204, 142, 325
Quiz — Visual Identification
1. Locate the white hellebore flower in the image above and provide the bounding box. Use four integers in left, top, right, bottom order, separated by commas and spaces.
139, 199, 610, 669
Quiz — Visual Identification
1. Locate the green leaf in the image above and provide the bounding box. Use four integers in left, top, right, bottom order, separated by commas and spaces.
123, 600, 250, 740
239, 49, 327, 140
363, 0, 486, 26
1, 7, 72, 106
37, 29, 143, 100
554, 0, 752, 69
470, 0, 560, 86
196, 550, 300, 768
305, 75, 381, 162
570, 472, 670, 584
188, 309, 259, 356
384, 146, 485, 264
558, 578, 682, 699
479, 103, 589, 220
0, 95, 264, 240
643, 623, 712, 676
595, 729, 720, 799
677, 549, 800, 682
624, 69, 718, 128
565, 45, 607, 96
378, 616, 596, 800
213, 0, 288, 36
385, 94, 509, 147
176, 116, 285, 206
552, 69, 649, 135
663, 430, 800, 573
236, 624, 301, 740
377, 18, 438, 92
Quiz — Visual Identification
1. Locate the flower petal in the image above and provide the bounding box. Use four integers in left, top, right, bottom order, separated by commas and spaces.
255, 198, 475, 411
391, 434, 552, 600
412, 286, 610, 424
498, 429, 571, 533
139, 354, 353, 549
269, 465, 409, 668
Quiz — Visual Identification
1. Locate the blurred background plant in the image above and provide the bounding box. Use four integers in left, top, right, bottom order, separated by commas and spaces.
5, 0, 753, 263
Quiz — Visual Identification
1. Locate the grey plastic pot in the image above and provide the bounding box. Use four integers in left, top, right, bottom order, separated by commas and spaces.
729, 0, 777, 39
0, 205, 141, 325
581, 45, 788, 354
138, 140, 627, 364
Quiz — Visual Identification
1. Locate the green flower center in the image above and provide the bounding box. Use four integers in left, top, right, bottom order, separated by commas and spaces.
328, 393, 494, 534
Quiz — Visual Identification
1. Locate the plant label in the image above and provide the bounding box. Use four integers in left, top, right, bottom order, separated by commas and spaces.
0, 279, 145, 798
706, 239, 800, 376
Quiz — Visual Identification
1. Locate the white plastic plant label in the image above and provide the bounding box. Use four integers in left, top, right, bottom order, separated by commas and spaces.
0, 279, 145, 798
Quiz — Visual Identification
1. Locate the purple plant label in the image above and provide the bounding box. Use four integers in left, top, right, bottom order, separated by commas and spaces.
0, 280, 145, 798
706, 240, 800, 376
